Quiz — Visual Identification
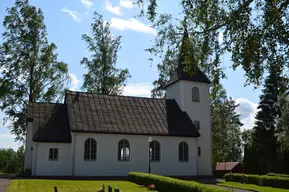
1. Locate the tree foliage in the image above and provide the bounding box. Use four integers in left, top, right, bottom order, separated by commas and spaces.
137, 0, 289, 87
81, 12, 130, 95
0, 0, 69, 141
0, 146, 24, 174
212, 84, 243, 165
276, 95, 289, 151
252, 63, 287, 173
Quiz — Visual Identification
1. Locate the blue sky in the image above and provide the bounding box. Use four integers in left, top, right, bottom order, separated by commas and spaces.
0, 0, 261, 150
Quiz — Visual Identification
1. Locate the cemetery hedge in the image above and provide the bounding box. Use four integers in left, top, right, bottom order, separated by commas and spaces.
224, 173, 289, 189
267, 173, 289, 178
128, 172, 230, 192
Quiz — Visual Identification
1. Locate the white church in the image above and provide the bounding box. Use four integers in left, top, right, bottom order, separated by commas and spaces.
24, 31, 213, 177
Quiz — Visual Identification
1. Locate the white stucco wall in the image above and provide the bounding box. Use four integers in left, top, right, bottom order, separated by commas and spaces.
73, 133, 197, 176
24, 121, 33, 170
166, 80, 212, 176
33, 142, 71, 176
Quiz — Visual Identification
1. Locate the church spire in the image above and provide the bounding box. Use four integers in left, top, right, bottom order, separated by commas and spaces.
178, 18, 190, 71
163, 18, 211, 88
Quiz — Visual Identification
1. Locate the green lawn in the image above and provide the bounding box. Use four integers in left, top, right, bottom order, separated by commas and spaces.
219, 182, 289, 192
7, 180, 157, 192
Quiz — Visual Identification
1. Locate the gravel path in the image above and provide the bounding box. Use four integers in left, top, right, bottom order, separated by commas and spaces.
0, 179, 10, 192
208, 184, 253, 192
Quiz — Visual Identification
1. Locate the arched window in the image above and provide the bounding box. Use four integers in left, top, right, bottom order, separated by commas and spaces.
118, 139, 130, 161
192, 87, 200, 102
84, 138, 97, 160
150, 140, 160, 162
179, 141, 189, 162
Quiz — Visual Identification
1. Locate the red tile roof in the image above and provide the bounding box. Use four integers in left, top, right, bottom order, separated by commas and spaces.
215, 162, 240, 171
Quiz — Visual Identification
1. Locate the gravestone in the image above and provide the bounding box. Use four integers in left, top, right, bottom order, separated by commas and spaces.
108, 184, 112, 192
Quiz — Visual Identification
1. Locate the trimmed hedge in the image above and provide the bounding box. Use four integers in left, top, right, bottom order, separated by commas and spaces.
128, 172, 230, 192
224, 173, 289, 189
267, 173, 289, 178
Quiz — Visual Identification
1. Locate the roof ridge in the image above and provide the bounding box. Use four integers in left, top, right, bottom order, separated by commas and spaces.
29, 101, 64, 105
65, 90, 163, 100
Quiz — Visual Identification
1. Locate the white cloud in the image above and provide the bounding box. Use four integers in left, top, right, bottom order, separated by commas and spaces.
123, 83, 153, 97
235, 98, 258, 130
81, 0, 93, 8
105, 0, 122, 16
69, 73, 80, 91
120, 0, 134, 8
0, 134, 20, 151
110, 18, 157, 35
61, 7, 81, 23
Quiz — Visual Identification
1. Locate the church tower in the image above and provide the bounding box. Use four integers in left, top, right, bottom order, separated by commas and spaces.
165, 26, 212, 176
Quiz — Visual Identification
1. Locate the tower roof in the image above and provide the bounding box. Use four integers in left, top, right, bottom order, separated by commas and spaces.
164, 23, 211, 88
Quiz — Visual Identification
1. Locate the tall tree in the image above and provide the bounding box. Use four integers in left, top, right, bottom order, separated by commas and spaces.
0, 0, 69, 141
276, 94, 289, 151
137, 0, 289, 87
275, 94, 289, 174
81, 12, 130, 95
0, 146, 24, 174
252, 62, 287, 173
211, 84, 243, 165
242, 129, 261, 174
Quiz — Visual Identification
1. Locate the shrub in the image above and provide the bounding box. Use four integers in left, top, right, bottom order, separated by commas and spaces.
128, 172, 230, 192
224, 173, 244, 182
262, 176, 289, 189
247, 175, 260, 185
267, 173, 289, 178
224, 173, 289, 189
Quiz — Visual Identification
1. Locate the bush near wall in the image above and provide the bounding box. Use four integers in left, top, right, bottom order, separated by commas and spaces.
224, 173, 289, 189
267, 173, 289, 178
128, 172, 230, 192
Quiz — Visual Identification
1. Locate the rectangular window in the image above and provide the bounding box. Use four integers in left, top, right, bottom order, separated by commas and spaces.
49, 148, 59, 161
198, 147, 201, 157
194, 121, 200, 130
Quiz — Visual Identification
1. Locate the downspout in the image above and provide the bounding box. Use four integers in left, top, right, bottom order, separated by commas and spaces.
32, 142, 37, 176
196, 138, 198, 176
71, 133, 75, 176
209, 99, 213, 176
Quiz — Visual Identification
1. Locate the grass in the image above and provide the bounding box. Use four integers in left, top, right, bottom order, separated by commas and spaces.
7, 179, 157, 192
218, 182, 289, 192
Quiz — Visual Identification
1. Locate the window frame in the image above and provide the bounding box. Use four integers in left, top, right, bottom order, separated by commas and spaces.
192, 86, 200, 102
48, 148, 59, 161
150, 140, 161, 162
193, 121, 200, 130
83, 138, 97, 161
179, 141, 189, 162
118, 139, 130, 162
